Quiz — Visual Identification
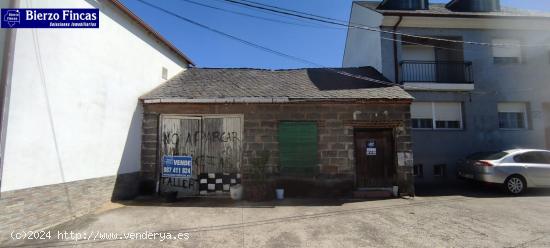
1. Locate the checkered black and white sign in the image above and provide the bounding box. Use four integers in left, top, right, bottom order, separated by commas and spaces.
198, 173, 241, 195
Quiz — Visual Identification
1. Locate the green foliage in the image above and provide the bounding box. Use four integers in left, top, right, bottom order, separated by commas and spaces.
250, 150, 270, 182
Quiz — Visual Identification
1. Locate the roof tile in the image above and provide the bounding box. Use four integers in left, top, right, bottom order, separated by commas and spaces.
141, 67, 413, 101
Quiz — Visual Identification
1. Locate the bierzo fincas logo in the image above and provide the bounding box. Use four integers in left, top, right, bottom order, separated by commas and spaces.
1, 8, 99, 28
3, 9, 20, 27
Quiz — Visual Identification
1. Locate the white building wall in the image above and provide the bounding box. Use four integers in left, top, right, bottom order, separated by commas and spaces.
1, 0, 188, 191
0, 1, 10, 70
342, 3, 383, 71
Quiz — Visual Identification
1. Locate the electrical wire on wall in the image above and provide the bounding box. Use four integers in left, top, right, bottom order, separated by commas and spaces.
29, 0, 75, 218
135, 0, 504, 95
180, 0, 472, 54
220, 0, 550, 48
142, 0, 550, 96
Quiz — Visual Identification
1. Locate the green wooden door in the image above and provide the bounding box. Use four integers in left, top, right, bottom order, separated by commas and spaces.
278, 122, 318, 175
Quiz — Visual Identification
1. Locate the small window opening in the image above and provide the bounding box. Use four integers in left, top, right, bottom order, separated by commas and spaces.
162, 67, 168, 80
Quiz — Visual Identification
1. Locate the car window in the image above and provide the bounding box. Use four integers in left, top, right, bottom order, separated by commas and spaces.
481, 151, 508, 160
540, 152, 550, 164
514, 152, 546, 164
467, 151, 499, 160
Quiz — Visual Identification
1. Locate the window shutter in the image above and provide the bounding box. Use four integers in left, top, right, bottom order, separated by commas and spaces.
411, 102, 433, 119
498, 102, 526, 113
434, 102, 462, 121
278, 122, 318, 175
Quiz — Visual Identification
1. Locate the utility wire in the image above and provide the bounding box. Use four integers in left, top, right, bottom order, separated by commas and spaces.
139, 1, 542, 94
135, 0, 511, 94
195, 0, 472, 53
175, 0, 338, 29
135, 0, 440, 91
221, 0, 550, 48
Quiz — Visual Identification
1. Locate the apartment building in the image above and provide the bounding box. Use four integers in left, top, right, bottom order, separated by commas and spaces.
343, 0, 550, 183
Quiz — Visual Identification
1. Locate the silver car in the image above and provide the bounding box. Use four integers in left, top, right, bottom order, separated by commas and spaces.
458, 149, 550, 195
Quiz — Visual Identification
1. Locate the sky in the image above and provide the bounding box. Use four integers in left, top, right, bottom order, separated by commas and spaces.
120, 0, 550, 69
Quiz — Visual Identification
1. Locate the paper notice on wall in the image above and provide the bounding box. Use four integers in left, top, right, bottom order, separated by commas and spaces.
398, 153, 405, 166
405, 152, 414, 166
398, 152, 414, 167
365, 140, 376, 156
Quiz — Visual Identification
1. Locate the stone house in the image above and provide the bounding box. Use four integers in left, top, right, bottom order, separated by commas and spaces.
139, 67, 415, 198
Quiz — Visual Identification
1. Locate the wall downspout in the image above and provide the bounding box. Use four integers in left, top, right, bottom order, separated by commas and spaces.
392, 15, 403, 83
0, 0, 19, 194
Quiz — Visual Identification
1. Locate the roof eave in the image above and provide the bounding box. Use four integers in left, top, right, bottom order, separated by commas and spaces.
141, 97, 413, 104
378, 12, 550, 19
110, 0, 195, 66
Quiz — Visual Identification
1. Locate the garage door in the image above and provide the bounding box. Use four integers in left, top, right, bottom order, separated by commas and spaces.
159, 115, 243, 196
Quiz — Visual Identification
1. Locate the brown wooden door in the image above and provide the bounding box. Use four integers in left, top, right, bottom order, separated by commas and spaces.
354, 129, 396, 188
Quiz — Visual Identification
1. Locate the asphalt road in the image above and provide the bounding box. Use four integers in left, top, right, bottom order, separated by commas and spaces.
4, 183, 550, 248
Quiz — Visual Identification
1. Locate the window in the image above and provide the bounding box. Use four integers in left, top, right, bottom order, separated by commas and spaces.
514, 152, 549, 164
480, 151, 509, 160
402, 45, 435, 61
541, 152, 550, 164
411, 102, 433, 129
498, 102, 527, 129
492, 39, 521, 64
433, 164, 446, 177
411, 102, 463, 130
413, 164, 423, 178
278, 122, 318, 175
162, 67, 168, 80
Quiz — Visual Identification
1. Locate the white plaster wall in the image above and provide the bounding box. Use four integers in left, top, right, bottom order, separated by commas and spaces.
342, 3, 383, 71
1, 0, 188, 191
0, 1, 9, 71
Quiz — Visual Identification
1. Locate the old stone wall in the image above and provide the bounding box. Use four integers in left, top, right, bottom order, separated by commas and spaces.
141, 101, 413, 196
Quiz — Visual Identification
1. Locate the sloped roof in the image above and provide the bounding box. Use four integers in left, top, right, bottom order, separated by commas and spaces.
140, 67, 412, 103
356, 1, 550, 18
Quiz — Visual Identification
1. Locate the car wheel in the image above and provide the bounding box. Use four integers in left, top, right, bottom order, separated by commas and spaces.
505, 175, 526, 195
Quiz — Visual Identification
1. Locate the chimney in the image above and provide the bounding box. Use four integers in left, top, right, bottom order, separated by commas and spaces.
446, 0, 501, 12
378, 0, 429, 10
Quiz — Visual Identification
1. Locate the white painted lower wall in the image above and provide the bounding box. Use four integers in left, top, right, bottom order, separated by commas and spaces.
1, 0, 188, 191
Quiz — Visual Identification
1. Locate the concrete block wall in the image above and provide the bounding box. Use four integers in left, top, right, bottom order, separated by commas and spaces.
141, 101, 413, 195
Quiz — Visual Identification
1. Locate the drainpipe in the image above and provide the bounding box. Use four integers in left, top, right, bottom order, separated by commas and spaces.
0, 0, 19, 194
392, 15, 403, 83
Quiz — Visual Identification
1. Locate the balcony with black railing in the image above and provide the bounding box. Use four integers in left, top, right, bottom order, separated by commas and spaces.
400, 61, 474, 84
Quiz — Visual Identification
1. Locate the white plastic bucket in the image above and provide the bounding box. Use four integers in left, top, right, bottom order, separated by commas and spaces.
276, 189, 284, 200
230, 185, 243, 200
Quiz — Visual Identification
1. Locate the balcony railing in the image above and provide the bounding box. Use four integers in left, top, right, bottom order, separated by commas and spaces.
400, 60, 474, 84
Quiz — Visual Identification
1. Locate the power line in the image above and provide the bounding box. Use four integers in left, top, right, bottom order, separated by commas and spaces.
175, 0, 338, 29
135, 0, 444, 91
195, 0, 471, 53
209, 0, 341, 28
138, 0, 544, 95
221, 0, 550, 48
